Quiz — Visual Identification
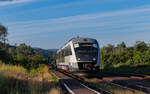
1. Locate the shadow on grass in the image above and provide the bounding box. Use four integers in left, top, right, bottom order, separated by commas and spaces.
102, 65, 150, 75
0, 74, 60, 94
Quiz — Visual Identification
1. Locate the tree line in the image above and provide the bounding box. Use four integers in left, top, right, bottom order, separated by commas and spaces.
0, 24, 53, 71
101, 41, 150, 74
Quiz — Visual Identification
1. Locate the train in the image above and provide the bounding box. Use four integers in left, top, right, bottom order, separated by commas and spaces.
56, 37, 100, 76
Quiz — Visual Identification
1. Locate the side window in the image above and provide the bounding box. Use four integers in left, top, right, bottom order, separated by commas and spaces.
59, 52, 61, 62
64, 47, 68, 56
60, 50, 64, 62
63, 45, 72, 56
57, 44, 73, 62
60, 51, 62, 62
68, 45, 72, 55
66, 46, 69, 56
62, 50, 65, 62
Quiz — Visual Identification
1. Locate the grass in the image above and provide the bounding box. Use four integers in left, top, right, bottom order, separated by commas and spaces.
84, 78, 145, 94
0, 62, 26, 73
0, 62, 60, 94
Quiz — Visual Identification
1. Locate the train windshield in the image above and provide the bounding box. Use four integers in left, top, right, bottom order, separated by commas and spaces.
74, 43, 98, 58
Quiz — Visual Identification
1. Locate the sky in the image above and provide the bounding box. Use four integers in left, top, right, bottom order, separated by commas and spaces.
0, 0, 150, 49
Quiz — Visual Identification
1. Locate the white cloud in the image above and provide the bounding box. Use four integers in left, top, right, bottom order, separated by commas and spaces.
0, 0, 33, 6
6, 6, 150, 34
7, 5, 150, 26
4, 5, 150, 48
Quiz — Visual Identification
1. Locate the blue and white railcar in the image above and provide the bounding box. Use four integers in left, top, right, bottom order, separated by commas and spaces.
56, 37, 100, 72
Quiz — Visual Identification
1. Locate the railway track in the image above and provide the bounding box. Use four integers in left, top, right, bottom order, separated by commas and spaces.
81, 75, 147, 94
52, 70, 105, 94
52, 69, 149, 94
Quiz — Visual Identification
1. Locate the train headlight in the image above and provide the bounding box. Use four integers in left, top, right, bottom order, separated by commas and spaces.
78, 58, 80, 60
93, 58, 96, 61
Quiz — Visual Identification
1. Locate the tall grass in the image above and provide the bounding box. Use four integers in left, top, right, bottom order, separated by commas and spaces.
0, 62, 60, 94
0, 61, 26, 73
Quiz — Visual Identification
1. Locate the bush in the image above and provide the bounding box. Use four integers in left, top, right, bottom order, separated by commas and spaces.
0, 62, 26, 73
30, 64, 49, 76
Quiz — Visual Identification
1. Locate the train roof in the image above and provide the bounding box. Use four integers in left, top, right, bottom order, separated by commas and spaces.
69, 37, 98, 43
57, 37, 98, 53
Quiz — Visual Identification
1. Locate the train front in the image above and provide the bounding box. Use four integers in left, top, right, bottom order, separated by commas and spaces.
73, 38, 100, 72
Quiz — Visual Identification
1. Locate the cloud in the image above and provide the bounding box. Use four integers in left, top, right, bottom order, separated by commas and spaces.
0, 0, 33, 6
4, 5, 150, 48
7, 5, 150, 25
6, 6, 150, 33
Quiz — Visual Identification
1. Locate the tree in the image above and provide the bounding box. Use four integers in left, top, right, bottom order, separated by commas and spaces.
29, 55, 47, 69
117, 42, 126, 49
134, 41, 147, 52
0, 49, 12, 63
0, 24, 8, 48
8, 48, 16, 56
16, 43, 33, 56
116, 42, 126, 55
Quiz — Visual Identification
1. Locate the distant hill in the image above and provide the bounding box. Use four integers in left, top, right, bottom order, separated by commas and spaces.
33, 48, 57, 57
7, 44, 57, 64
33, 48, 57, 63
47, 49, 58, 52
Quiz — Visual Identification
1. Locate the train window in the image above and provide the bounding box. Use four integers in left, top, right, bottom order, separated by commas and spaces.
74, 43, 79, 48
62, 50, 65, 62
57, 45, 72, 63
64, 45, 72, 56
59, 50, 64, 62
57, 52, 61, 62
68, 45, 72, 55
74, 43, 98, 58
64, 48, 67, 56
